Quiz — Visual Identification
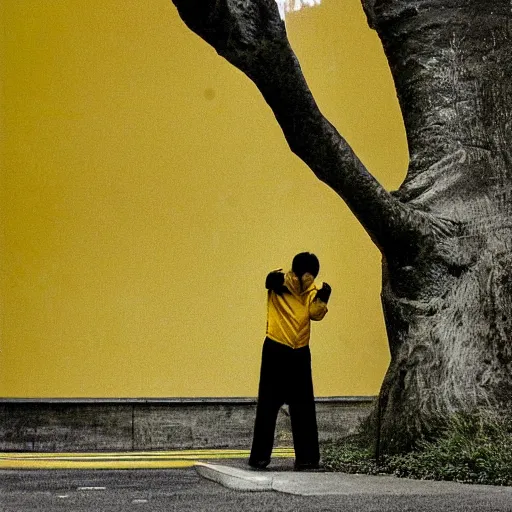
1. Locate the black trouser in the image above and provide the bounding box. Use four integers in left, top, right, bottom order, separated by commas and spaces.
249, 337, 320, 466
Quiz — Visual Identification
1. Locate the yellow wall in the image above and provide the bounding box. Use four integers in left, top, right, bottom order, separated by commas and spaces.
0, 0, 408, 397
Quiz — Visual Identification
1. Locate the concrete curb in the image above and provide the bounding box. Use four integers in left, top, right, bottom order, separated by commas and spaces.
194, 462, 273, 491
195, 463, 512, 497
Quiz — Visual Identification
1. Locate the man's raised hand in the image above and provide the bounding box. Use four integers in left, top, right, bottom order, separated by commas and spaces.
316, 282, 332, 303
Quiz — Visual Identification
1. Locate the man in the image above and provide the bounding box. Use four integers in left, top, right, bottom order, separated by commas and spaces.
249, 252, 332, 471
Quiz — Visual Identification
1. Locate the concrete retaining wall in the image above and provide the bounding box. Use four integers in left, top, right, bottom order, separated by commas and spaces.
0, 397, 375, 452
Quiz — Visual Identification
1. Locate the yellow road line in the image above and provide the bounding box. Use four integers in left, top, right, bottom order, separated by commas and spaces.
0, 449, 294, 460
0, 448, 295, 469
0, 459, 195, 469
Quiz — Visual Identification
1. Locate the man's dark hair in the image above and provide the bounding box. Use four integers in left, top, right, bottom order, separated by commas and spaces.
292, 252, 320, 279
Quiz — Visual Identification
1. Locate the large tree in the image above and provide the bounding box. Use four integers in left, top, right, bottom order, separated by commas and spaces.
171, 0, 512, 453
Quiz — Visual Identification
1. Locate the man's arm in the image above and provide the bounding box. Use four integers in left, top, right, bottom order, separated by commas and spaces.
309, 282, 332, 321
265, 269, 289, 296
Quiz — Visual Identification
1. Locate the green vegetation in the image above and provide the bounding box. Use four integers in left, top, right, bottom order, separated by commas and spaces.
321, 413, 512, 486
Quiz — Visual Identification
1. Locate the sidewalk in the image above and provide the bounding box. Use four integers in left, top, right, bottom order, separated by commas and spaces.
195, 460, 512, 498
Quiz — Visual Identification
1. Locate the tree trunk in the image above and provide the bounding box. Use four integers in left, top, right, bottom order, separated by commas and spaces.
363, 0, 512, 452
171, 0, 512, 453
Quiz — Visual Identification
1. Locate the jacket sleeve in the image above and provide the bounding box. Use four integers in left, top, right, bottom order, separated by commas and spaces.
309, 292, 328, 321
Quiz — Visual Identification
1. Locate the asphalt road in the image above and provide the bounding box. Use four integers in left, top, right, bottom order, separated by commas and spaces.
1, 468, 511, 512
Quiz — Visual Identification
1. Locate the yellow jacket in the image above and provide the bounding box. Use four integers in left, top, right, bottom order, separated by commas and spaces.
266, 270, 328, 349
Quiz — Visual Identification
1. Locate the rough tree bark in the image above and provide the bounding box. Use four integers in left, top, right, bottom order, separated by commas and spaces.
171, 0, 512, 453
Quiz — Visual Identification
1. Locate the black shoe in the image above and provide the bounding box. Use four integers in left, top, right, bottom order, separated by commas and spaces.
294, 461, 323, 472
248, 459, 270, 470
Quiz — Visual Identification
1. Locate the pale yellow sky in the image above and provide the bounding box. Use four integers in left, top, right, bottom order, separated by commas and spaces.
0, 0, 408, 397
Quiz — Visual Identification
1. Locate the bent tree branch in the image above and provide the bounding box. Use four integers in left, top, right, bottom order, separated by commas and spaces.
171, 0, 421, 252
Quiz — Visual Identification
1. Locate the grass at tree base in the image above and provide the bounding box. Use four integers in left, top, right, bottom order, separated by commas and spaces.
321, 412, 512, 486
